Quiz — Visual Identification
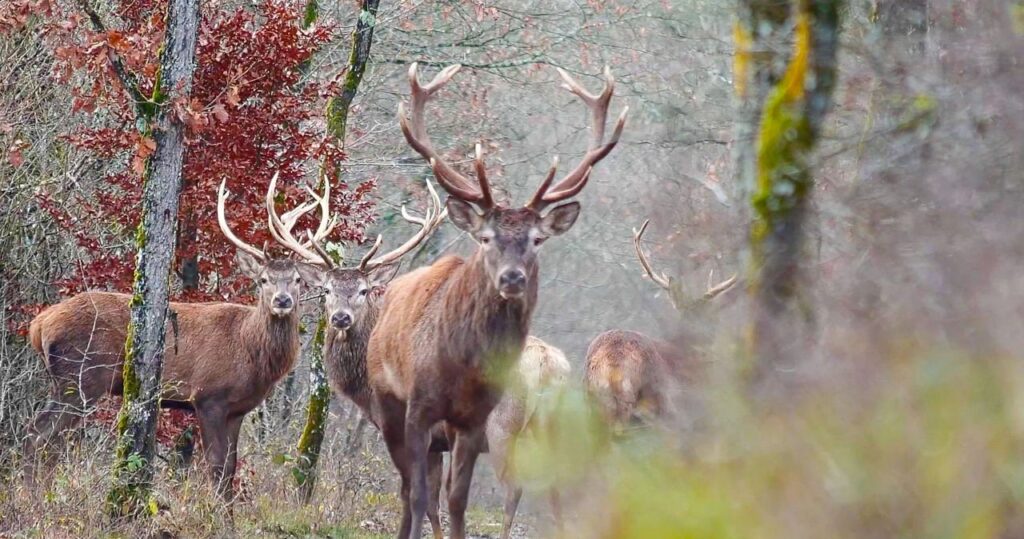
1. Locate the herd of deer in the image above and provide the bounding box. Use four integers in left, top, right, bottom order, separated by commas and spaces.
22, 64, 735, 539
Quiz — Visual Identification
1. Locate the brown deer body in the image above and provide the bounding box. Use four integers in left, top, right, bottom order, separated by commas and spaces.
367, 63, 626, 539
584, 220, 736, 429
24, 176, 324, 498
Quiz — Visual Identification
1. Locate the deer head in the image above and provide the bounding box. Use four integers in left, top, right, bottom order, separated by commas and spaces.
398, 63, 628, 300
270, 174, 447, 333
217, 176, 322, 317
633, 219, 738, 311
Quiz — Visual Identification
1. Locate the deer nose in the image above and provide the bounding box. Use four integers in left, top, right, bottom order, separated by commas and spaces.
498, 269, 527, 295
272, 294, 293, 310
331, 311, 353, 329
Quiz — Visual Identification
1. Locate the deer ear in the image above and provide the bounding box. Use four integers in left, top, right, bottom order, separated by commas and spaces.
235, 251, 264, 278
369, 262, 401, 287
539, 201, 581, 237
296, 263, 325, 287
446, 197, 483, 233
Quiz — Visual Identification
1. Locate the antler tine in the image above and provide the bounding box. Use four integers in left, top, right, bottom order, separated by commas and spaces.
473, 144, 493, 208
265, 173, 329, 265
399, 62, 494, 209
305, 230, 336, 269
529, 66, 628, 212
217, 179, 267, 261
357, 235, 384, 272
557, 66, 615, 147
525, 156, 559, 211
360, 179, 448, 272
633, 219, 672, 291
703, 270, 739, 301
298, 180, 338, 247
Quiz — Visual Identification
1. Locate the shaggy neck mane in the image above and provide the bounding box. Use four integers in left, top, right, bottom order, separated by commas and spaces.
242, 302, 300, 385
440, 249, 536, 369
324, 292, 382, 412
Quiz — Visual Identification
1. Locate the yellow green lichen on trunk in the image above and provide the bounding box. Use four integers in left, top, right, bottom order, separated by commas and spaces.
107, 0, 200, 518
745, 1, 842, 385
293, 316, 330, 500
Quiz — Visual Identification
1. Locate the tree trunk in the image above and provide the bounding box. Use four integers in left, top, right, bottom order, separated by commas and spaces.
106, 0, 200, 519
733, 0, 790, 206
293, 318, 329, 501
292, 0, 381, 499
745, 0, 842, 396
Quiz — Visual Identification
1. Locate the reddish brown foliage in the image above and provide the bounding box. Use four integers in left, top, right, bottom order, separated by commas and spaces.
3, 0, 377, 445
3, 0, 375, 302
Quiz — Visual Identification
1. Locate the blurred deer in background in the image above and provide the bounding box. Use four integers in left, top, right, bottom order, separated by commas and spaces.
366, 62, 626, 539
483, 335, 571, 539
585, 219, 736, 430
24, 175, 327, 499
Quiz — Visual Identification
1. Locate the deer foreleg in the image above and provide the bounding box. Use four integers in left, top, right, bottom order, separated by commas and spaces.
448, 428, 484, 539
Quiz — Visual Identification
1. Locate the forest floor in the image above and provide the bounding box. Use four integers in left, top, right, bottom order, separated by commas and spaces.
0, 421, 544, 538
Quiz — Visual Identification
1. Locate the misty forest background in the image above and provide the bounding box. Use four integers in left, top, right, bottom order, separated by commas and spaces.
2, 0, 1024, 537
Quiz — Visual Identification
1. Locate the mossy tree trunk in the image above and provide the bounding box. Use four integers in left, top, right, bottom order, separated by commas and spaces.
106, 0, 200, 519
744, 0, 842, 394
292, 0, 380, 500
733, 0, 790, 206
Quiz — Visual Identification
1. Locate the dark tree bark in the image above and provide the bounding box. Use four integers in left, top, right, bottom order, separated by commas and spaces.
106, 0, 200, 518
292, 0, 381, 501
745, 0, 843, 396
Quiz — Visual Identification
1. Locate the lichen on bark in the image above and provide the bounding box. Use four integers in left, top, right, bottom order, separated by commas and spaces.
293, 316, 330, 500
745, 0, 842, 389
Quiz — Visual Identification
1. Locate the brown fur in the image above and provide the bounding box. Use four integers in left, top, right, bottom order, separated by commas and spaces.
584, 329, 701, 428
24, 258, 309, 498
367, 247, 537, 539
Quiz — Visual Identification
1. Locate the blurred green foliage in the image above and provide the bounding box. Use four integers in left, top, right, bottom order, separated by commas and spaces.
508, 348, 1024, 538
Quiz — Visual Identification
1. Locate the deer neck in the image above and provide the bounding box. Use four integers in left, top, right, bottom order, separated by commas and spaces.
244, 302, 300, 386
444, 250, 535, 372
323, 294, 380, 412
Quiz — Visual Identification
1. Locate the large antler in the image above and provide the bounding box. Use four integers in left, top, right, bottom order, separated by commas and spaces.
633, 219, 738, 302
358, 178, 448, 272
527, 66, 629, 212
398, 63, 494, 209
218, 179, 272, 262
265, 172, 337, 267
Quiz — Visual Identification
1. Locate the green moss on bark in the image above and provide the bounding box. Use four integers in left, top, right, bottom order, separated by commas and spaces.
293, 316, 330, 501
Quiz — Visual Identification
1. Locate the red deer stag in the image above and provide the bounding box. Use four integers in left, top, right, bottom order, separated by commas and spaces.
367, 62, 626, 539
585, 219, 736, 429
24, 176, 327, 498
274, 177, 453, 538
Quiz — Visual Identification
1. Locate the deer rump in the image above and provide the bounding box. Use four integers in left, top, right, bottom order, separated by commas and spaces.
584, 329, 705, 426
30, 291, 295, 415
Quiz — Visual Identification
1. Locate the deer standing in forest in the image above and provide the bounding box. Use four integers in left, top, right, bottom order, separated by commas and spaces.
366, 62, 626, 539
273, 177, 454, 537
584, 219, 736, 429
482, 335, 571, 539
24, 176, 330, 499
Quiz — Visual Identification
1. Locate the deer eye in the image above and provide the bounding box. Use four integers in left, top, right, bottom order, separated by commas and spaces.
479, 235, 492, 245
259, 277, 268, 285
294, 276, 301, 283
359, 288, 369, 297
533, 236, 545, 246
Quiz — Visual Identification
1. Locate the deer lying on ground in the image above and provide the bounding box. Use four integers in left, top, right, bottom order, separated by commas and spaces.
584, 219, 736, 429
24, 176, 328, 498
367, 62, 626, 539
